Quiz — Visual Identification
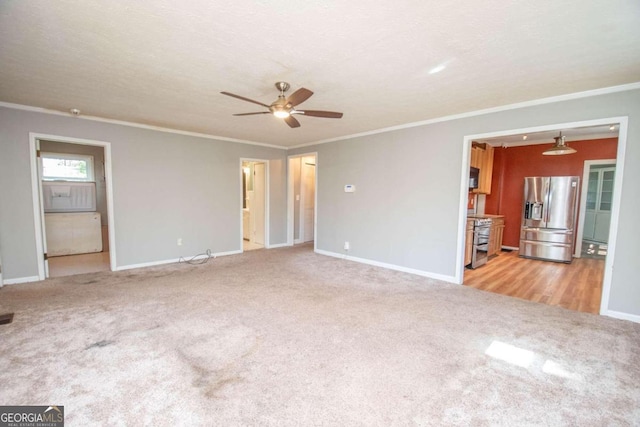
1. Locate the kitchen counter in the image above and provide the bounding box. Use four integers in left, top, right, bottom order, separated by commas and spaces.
467, 213, 505, 219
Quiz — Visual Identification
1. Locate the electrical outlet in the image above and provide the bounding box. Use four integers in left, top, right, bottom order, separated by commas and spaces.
177, 238, 183, 246
344, 241, 350, 251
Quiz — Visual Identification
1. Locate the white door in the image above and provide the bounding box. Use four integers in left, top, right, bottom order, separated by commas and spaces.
301, 157, 315, 242
253, 163, 265, 245
583, 166, 615, 243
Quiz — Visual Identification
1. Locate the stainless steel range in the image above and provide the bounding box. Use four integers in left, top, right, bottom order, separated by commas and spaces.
471, 217, 492, 269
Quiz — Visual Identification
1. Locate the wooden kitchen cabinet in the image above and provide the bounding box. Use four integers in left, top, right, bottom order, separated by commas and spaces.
470, 146, 480, 169
480, 144, 494, 194
471, 143, 494, 194
464, 219, 474, 265
488, 217, 504, 257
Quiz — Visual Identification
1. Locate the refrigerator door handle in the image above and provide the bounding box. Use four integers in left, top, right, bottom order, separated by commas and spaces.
544, 179, 551, 224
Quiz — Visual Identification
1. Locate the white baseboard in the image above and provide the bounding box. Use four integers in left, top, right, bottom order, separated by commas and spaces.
266, 243, 288, 249
294, 239, 303, 244
117, 257, 182, 271
2, 275, 41, 285
315, 249, 457, 284
215, 249, 243, 257
116, 249, 241, 271
502, 246, 519, 251
603, 310, 640, 324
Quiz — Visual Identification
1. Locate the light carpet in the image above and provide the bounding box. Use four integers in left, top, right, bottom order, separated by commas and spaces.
0, 244, 638, 426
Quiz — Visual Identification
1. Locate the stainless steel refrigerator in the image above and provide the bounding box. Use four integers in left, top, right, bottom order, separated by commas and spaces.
519, 176, 580, 263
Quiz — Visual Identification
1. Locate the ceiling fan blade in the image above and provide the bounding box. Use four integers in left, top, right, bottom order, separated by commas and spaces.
287, 88, 313, 106
297, 110, 343, 118
284, 115, 301, 128
221, 91, 270, 108
233, 112, 271, 116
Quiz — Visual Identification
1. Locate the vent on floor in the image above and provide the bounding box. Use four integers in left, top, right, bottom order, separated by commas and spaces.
0, 313, 14, 325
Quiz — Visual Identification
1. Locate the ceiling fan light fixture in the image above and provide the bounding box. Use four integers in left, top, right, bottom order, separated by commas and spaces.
271, 96, 292, 118
273, 110, 290, 118
543, 132, 577, 156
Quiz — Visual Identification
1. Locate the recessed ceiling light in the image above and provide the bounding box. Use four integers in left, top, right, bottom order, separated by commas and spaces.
69, 108, 81, 116
522, 135, 528, 140
609, 125, 616, 131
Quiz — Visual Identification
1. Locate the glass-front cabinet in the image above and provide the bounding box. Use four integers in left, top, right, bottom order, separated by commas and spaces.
584, 166, 615, 243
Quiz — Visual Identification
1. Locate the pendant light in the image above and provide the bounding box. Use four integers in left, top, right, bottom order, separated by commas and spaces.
543, 131, 576, 155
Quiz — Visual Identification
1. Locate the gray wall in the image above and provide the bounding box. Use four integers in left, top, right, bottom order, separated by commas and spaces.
2, 88, 639, 318
291, 88, 640, 317
0, 107, 287, 279
39, 140, 108, 225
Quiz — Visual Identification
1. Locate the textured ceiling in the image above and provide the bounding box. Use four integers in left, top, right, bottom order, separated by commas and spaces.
1, 1, 639, 147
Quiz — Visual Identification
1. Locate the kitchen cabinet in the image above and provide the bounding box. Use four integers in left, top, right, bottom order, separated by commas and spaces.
488, 216, 504, 257
470, 147, 480, 170
584, 166, 615, 243
470, 143, 494, 194
464, 219, 474, 265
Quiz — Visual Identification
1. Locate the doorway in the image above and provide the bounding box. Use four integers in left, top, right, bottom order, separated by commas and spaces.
287, 153, 317, 247
241, 159, 268, 251
30, 133, 116, 280
458, 118, 627, 315
576, 160, 616, 260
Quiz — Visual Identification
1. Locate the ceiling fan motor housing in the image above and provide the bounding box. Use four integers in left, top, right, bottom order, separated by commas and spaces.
275, 82, 290, 93
270, 95, 293, 115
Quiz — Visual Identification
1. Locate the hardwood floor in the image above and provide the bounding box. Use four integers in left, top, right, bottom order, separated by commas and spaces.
464, 250, 604, 314
243, 240, 264, 251
48, 252, 110, 278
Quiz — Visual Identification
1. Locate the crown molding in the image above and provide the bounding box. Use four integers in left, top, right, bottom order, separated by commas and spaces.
0, 101, 287, 150
2, 81, 639, 152
289, 81, 640, 149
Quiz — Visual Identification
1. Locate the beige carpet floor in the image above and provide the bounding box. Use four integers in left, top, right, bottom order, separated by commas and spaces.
1, 244, 639, 426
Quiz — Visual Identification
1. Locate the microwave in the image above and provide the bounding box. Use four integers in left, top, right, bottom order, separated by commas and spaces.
469, 167, 480, 189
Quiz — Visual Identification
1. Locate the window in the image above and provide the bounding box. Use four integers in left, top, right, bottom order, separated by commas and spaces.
41, 152, 94, 181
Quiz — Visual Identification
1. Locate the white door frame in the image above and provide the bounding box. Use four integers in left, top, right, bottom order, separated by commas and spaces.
35, 138, 49, 277
575, 159, 616, 257
239, 158, 270, 250
29, 132, 117, 279
287, 152, 318, 251
457, 116, 628, 316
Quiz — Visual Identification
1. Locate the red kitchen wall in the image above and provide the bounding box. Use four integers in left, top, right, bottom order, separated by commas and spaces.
485, 138, 618, 248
